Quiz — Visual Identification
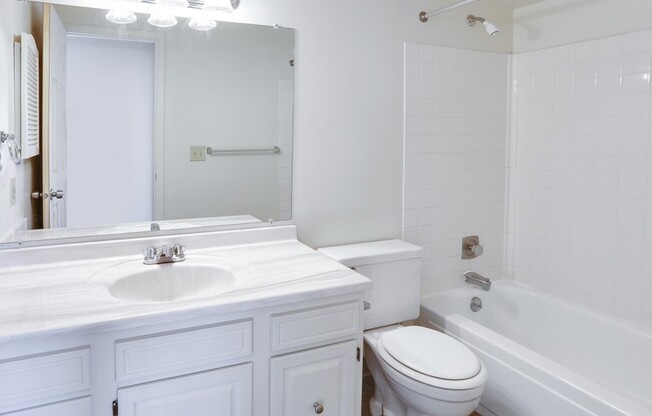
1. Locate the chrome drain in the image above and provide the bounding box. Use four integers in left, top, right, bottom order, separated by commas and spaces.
470, 296, 482, 312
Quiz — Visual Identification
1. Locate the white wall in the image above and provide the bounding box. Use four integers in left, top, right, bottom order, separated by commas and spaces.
403, 42, 509, 294
0, 1, 42, 242
221, 0, 515, 248
514, 0, 652, 52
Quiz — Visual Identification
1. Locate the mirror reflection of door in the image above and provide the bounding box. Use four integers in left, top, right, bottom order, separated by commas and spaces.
43, 4, 156, 229
42, 4, 67, 228
65, 35, 155, 228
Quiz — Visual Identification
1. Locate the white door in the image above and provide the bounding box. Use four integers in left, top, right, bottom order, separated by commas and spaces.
42, 4, 67, 228
65, 35, 155, 227
270, 341, 358, 416
116, 364, 252, 416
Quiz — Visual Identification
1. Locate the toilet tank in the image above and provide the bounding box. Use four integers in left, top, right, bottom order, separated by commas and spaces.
318, 240, 423, 330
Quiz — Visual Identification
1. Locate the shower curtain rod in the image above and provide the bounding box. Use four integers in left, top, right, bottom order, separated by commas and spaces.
419, 0, 479, 22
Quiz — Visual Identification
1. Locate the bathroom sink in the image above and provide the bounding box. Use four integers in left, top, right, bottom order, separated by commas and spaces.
108, 265, 235, 302
91, 256, 247, 303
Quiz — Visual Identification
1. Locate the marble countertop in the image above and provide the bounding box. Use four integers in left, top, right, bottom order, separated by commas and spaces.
0, 225, 371, 342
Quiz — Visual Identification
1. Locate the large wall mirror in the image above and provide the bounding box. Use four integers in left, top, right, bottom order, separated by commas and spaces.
1, 0, 294, 245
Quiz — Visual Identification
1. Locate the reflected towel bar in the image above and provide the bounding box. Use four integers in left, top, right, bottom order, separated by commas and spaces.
206, 146, 281, 155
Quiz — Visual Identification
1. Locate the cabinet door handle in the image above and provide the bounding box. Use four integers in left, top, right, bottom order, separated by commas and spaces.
313, 402, 324, 414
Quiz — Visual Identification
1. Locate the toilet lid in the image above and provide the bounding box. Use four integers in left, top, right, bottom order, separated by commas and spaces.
381, 326, 480, 380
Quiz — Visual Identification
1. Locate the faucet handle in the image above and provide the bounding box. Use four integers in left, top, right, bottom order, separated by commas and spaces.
172, 244, 186, 261
144, 246, 159, 261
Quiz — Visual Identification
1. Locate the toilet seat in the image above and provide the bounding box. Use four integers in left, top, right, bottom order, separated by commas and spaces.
376, 326, 485, 391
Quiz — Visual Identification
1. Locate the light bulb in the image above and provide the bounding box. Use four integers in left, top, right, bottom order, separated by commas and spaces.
148, 14, 178, 27
189, 17, 217, 31
106, 10, 137, 24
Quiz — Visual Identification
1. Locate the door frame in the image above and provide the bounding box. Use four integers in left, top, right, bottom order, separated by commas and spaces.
42, 15, 166, 227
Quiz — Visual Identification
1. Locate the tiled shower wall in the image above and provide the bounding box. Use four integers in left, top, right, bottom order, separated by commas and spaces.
404, 31, 652, 329
508, 29, 652, 329
402, 43, 509, 293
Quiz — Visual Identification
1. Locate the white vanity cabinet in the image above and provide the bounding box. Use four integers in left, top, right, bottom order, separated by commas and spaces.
270, 341, 358, 416
0, 295, 364, 416
268, 301, 362, 416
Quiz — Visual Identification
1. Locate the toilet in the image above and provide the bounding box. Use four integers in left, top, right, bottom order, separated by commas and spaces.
318, 240, 487, 416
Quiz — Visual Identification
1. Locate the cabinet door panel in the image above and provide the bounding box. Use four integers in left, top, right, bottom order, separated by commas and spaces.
4, 397, 91, 416
117, 363, 252, 416
0, 348, 91, 413
270, 341, 358, 416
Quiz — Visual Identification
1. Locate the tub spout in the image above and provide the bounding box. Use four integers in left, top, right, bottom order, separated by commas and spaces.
464, 271, 491, 291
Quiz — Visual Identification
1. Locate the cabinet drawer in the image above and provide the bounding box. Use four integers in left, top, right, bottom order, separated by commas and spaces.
4, 397, 92, 416
0, 348, 91, 413
271, 302, 361, 352
116, 320, 252, 383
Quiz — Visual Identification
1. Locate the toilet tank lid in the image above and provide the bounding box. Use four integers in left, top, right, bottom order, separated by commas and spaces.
317, 239, 423, 267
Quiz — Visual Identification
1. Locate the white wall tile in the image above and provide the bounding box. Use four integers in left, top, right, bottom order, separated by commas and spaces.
508, 30, 652, 331
404, 42, 508, 295
406, 32, 652, 331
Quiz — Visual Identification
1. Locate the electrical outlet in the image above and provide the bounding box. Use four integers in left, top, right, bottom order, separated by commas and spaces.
9, 177, 16, 206
190, 146, 206, 162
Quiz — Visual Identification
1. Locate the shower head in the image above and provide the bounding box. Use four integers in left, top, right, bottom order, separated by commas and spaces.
483, 20, 499, 36
467, 14, 499, 36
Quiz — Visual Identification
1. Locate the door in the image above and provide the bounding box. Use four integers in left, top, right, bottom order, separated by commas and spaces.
116, 364, 252, 416
65, 35, 155, 228
270, 341, 358, 416
41, 4, 67, 228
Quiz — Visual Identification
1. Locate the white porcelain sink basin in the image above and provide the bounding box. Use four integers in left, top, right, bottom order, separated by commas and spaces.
108, 264, 235, 302
91, 256, 249, 303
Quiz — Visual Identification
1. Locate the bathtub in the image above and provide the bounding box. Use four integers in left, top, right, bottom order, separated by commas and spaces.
416, 281, 652, 416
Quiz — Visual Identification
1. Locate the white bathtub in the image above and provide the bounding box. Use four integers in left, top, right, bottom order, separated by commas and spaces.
417, 281, 652, 416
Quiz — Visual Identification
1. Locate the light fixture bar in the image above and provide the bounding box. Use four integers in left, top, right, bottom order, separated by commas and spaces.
33, 0, 236, 21
419, 0, 479, 22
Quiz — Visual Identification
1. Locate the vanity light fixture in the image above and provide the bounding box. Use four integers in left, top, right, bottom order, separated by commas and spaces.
158, 0, 190, 7
202, 0, 240, 12
106, 9, 138, 24
105, 0, 241, 29
147, 0, 186, 27
105, 0, 139, 24
148, 13, 178, 27
189, 17, 217, 31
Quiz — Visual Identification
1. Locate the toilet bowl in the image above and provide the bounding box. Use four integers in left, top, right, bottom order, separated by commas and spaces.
364, 325, 486, 416
317, 240, 487, 416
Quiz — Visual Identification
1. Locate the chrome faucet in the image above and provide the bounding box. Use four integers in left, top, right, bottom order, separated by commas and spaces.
143, 244, 186, 265
464, 271, 491, 291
